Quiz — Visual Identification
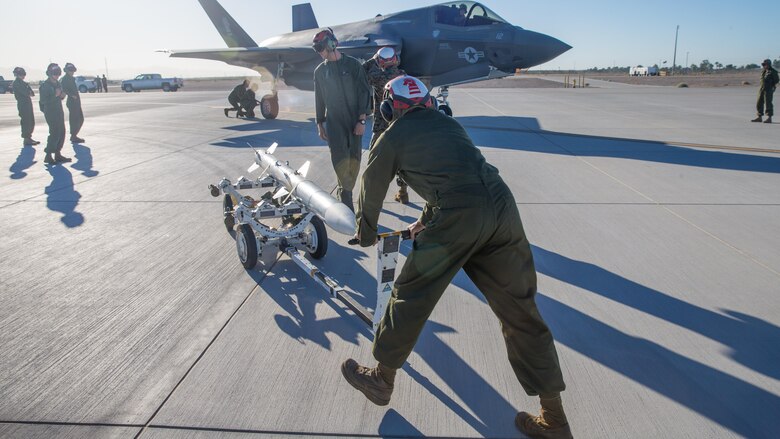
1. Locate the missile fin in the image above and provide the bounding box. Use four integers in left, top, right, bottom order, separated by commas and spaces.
297, 161, 311, 178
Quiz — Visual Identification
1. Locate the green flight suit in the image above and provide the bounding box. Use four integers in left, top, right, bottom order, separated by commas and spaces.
39, 79, 66, 155
13, 77, 35, 140
362, 57, 404, 148
357, 108, 566, 397
757, 67, 778, 117
60, 73, 84, 138
314, 54, 372, 210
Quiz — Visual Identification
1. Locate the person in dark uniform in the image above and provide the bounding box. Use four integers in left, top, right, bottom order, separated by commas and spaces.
240, 82, 259, 118
95, 75, 103, 93
341, 76, 573, 439
60, 63, 85, 143
313, 28, 372, 211
102, 75, 108, 93
752, 59, 778, 124
362, 47, 409, 203
39, 63, 71, 164
224, 79, 248, 117
12, 67, 40, 146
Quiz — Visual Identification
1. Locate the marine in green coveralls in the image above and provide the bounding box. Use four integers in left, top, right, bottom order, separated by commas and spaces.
313, 29, 371, 211
12, 67, 40, 146
341, 76, 573, 439
60, 63, 85, 143
39, 63, 70, 164
751, 59, 778, 124
362, 47, 410, 204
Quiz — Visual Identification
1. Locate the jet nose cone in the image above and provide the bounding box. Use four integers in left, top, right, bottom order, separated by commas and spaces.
513, 28, 571, 69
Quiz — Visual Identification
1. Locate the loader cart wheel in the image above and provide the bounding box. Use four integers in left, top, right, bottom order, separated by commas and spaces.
223, 194, 235, 231
236, 224, 259, 269
303, 216, 328, 259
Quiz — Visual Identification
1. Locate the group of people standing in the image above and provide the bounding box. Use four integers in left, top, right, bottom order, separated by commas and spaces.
223, 80, 260, 118
13, 63, 90, 164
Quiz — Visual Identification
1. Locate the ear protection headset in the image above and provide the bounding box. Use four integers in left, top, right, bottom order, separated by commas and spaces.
46, 63, 62, 77
380, 75, 437, 123
312, 28, 338, 53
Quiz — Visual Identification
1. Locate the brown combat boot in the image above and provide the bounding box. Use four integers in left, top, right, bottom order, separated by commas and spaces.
516, 395, 573, 439
341, 359, 395, 406
54, 154, 72, 163
764, 116, 773, 124
751, 116, 763, 122
23, 137, 34, 146
394, 186, 409, 204
44, 154, 56, 164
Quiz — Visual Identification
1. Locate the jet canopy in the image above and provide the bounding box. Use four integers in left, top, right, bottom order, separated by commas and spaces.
434, 1, 508, 26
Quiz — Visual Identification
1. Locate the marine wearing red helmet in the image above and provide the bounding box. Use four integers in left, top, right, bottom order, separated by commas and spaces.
379, 75, 436, 123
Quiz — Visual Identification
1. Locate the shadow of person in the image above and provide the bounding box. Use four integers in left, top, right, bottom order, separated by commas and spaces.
458, 115, 780, 174
537, 293, 779, 439
532, 245, 780, 381
9, 144, 37, 180
377, 409, 424, 438
71, 143, 99, 177
45, 165, 83, 228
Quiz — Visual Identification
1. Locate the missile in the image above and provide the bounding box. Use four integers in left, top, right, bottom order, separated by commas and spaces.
250, 143, 356, 236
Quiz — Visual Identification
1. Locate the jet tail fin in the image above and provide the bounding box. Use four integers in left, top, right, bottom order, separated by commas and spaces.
292, 3, 318, 32
198, 0, 258, 48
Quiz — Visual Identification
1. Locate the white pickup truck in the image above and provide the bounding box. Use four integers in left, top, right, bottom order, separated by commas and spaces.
121, 74, 183, 92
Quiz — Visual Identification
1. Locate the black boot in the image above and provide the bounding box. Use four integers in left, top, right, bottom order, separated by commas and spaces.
55, 154, 72, 163
44, 153, 56, 164
751, 116, 763, 122
764, 116, 773, 124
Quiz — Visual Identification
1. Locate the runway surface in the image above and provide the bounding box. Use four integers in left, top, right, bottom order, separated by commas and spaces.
1, 85, 779, 438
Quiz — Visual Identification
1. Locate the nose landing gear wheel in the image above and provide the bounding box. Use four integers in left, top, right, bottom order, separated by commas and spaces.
260, 95, 279, 120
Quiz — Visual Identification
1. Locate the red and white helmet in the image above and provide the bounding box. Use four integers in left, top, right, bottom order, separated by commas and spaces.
375, 47, 399, 69
380, 75, 435, 122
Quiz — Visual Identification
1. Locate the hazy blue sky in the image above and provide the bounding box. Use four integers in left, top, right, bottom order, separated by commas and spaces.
2, 0, 777, 80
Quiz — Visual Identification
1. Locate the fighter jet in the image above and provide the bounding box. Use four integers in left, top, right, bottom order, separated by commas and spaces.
170, 0, 571, 119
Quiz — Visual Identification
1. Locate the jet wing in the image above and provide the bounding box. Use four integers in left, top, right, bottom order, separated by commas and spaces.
167, 47, 316, 68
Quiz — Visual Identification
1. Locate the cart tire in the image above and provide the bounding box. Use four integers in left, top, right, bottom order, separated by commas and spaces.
237, 224, 258, 269
223, 195, 235, 231
304, 216, 328, 259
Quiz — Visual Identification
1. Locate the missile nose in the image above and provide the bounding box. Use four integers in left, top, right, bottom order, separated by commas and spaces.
513, 28, 571, 68
324, 203, 357, 236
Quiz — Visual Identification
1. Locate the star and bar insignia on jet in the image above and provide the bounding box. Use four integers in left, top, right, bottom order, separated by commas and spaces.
458, 47, 485, 64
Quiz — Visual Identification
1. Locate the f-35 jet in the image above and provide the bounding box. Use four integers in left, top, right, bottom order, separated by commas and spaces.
170, 0, 571, 119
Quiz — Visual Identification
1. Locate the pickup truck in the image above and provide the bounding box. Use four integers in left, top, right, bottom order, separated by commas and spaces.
76, 76, 98, 93
0, 76, 13, 94
121, 74, 183, 92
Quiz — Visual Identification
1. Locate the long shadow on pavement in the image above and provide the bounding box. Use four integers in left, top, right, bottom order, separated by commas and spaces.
459, 116, 780, 174
532, 245, 780, 381
45, 164, 83, 228
447, 243, 780, 438
9, 144, 37, 180
71, 143, 99, 177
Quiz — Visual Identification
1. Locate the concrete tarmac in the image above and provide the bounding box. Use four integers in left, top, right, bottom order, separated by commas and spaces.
1, 85, 779, 439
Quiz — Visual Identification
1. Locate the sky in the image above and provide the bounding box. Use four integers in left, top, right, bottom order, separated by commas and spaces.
2, 0, 777, 81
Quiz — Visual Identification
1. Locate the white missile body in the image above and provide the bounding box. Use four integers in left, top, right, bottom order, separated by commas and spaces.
251, 144, 356, 236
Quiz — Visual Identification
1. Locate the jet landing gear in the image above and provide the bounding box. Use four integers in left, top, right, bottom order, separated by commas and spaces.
260, 94, 279, 119
435, 86, 453, 117
259, 63, 283, 120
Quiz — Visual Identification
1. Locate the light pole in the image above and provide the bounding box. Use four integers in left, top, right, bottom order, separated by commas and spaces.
672, 25, 679, 76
